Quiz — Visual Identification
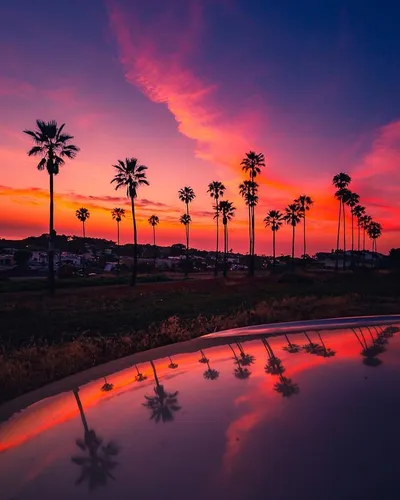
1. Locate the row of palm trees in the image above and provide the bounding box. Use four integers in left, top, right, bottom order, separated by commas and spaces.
333, 172, 382, 270
24, 120, 384, 292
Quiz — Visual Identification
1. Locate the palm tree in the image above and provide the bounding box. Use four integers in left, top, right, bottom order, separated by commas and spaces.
264, 210, 283, 268
72, 389, 119, 490
101, 377, 114, 392
134, 364, 147, 382
294, 195, 313, 259
111, 158, 149, 286
111, 207, 125, 273
315, 331, 336, 358
203, 355, 220, 380
178, 186, 196, 216
143, 361, 181, 423
274, 375, 300, 397
76, 207, 90, 276
180, 213, 191, 276
360, 214, 372, 253
332, 173, 351, 271
352, 205, 365, 252
207, 181, 226, 276
344, 191, 360, 267
282, 334, 301, 354
283, 203, 303, 262
367, 221, 382, 266
217, 200, 236, 277
198, 350, 209, 364
24, 120, 79, 294
239, 180, 259, 275
229, 344, 251, 379
262, 338, 285, 375
148, 215, 159, 272
302, 331, 321, 354
241, 151, 265, 276
236, 342, 256, 366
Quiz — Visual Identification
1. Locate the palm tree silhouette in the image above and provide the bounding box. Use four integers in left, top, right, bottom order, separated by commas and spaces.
203, 355, 220, 380
335, 187, 352, 270
217, 200, 236, 277
143, 361, 181, 423
367, 221, 382, 258
274, 375, 300, 397
167, 356, 178, 369
101, 377, 114, 392
294, 195, 313, 259
241, 151, 265, 277
315, 331, 336, 358
239, 179, 259, 275
148, 215, 159, 272
283, 203, 303, 262
346, 192, 360, 265
352, 328, 385, 367
229, 344, 251, 379
352, 205, 366, 253
111, 158, 149, 286
75, 207, 90, 276
111, 208, 125, 274
302, 331, 321, 354
180, 213, 192, 277
134, 364, 147, 382
332, 172, 351, 271
178, 186, 196, 216
207, 181, 226, 277
198, 350, 209, 364
236, 342, 256, 366
282, 334, 301, 354
262, 338, 285, 375
24, 120, 79, 294
71, 389, 119, 490
264, 209, 283, 269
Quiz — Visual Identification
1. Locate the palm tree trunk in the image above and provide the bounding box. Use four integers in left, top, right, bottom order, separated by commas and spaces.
223, 223, 228, 277
251, 205, 255, 277
335, 201, 341, 272
351, 212, 354, 268
214, 200, 219, 277
303, 212, 306, 259
343, 204, 346, 271
153, 225, 156, 273
117, 221, 120, 275
185, 224, 189, 277
73, 389, 90, 434
272, 229, 276, 269
48, 172, 55, 295
150, 360, 161, 388
357, 221, 361, 252
82, 221, 86, 276
131, 196, 137, 286
292, 225, 295, 261
248, 204, 252, 275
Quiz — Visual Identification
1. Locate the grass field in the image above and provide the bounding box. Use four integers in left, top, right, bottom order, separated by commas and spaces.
1, 270, 399, 404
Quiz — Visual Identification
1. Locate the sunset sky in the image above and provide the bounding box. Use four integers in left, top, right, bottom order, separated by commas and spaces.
1, 0, 400, 254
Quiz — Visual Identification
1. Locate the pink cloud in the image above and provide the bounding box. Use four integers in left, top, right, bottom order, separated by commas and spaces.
0, 77, 34, 97
107, 1, 262, 171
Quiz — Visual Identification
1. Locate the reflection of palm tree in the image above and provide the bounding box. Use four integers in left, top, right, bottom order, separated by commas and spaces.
198, 350, 209, 364
143, 361, 181, 423
72, 389, 119, 490
203, 360, 220, 381
134, 364, 147, 382
262, 338, 285, 375
315, 331, 336, 358
302, 331, 321, 354
274, 375, 300, 397
282, 334, 301, 354
236, 342, 256, 366
101, 377, 114, 392
352, 328, 384, 367
168, 356, 178, 369
229, 344, 251, 379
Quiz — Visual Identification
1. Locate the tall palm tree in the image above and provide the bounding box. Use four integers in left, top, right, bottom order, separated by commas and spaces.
207, 181, 226, 276
24, 120, 79, 294
111, 207, 125, 273
239, 179, 259, 275
228, 344, 251, 380
143, 361, 181, 423
345, 191, 360, 266
360, 214, 372, 252
148, 215, 159, 272
264, 209, 283, 268
367, 221, 382, 258
111, 158, 149, 286
294, 195, 313, 259
283, 203, 303, 262
332, 173, 351, 271
72, 389, 119, 490
76, 207, 90, 275
180, 213, 191, 276
217, 200, 236, 277
352, 204, 365, 252
241, 151, 265, 277
178, 186, 196, 215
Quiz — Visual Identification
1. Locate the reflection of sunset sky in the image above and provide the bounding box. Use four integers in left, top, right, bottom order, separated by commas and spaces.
1, 326, 399, 499
2, 1, 400, 253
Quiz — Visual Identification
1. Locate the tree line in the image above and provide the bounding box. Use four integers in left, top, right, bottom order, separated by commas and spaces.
24, 120, 383, 292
